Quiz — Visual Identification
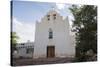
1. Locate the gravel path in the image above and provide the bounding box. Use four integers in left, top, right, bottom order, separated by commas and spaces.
12, 57, 75, 66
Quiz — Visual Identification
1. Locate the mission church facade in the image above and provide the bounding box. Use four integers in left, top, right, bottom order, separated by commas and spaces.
34, 9, 75, 58
14, 9, 75, 59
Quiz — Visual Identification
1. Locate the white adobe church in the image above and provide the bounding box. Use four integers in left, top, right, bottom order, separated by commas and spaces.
14, 9, 75, 59
34, 9, 75, 58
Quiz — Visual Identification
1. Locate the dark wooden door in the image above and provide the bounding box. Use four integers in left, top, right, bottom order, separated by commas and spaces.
47, 46, 55, 58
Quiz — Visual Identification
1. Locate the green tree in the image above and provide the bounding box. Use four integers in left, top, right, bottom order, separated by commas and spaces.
11, 32, 19, 48
70, 5, 97, 61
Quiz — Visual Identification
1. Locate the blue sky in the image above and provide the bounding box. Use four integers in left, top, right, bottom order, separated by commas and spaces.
12, 1, 74, 43
13, 1, 72, 23
13, 1, 55, 23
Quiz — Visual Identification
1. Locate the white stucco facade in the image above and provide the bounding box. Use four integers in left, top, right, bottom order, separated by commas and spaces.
34, 10, 75, 58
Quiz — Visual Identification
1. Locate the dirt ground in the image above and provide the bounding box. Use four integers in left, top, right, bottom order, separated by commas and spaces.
12, 57, 75, 66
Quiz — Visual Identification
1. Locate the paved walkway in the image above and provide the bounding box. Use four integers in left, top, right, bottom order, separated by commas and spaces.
12, 57, 75, 66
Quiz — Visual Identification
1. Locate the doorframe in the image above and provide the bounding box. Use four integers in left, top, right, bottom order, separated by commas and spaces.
47, 45, 55, 58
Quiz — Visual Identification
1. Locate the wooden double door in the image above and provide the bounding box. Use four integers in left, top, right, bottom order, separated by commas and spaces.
47, 46, 55, 58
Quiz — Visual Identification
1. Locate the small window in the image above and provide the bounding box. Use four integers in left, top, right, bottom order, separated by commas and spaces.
49, 28, 53, 39
53, 14, 56, 20
53, 14, 56, 16
49, 32, 53, 39
26, 48, 34, 54
21, 43, 24, 45
26, 49, 30, 54
47, 15, 50, 21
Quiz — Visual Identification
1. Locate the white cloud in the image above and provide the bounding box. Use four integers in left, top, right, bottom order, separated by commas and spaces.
13, 17, 36, 43
56, 3, 66, 10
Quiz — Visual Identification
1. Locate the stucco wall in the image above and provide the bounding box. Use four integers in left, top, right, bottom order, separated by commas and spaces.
14, 42, 34, 58
34, 10, 75, 58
